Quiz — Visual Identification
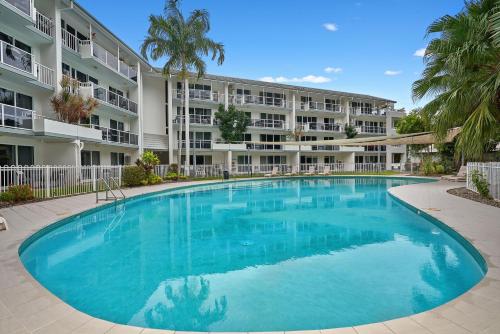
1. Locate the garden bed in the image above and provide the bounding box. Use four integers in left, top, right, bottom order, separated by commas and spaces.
447, 187, 500, 208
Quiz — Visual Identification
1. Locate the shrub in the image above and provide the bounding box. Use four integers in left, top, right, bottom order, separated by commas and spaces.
0, 191, 14, 202
421, 159, 436, 175
434, 164, 445, 174
122, 166, 146, 187
168, 164, 178, 174
470, 170, 491, 199
136, 151, 160, 174
165, 172, 187, 181
147, 173, 163, 185
8, 185, 34, 202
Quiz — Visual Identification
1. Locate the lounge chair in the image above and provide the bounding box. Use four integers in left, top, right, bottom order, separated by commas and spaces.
442, 166, 466, 182
318, 165, 331, 175
304, 166, 315, 176
284, 166, 299, 176
264, 166, 279, 177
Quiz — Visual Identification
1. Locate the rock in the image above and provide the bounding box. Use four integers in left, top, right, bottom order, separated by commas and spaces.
0, 217, 7, 231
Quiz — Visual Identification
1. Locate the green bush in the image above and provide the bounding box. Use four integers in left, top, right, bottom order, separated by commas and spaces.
147, 173, 163, 185
8, 185, 34, 202
421, 159, 436, 175
168, 164, 178, 174
470, 170, 491, 199
434, 164, 445, 174
122, 166, 146, 187
164, 172, 187, 181
0, 191, 14, 202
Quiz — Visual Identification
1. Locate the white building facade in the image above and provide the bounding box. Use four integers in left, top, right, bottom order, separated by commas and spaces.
0, 0, 406, 173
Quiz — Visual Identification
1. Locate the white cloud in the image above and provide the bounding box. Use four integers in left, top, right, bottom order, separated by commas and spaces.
324, 66, 342, 73
414, 48, 426, 57
259, 75, 332, 84
384, 70, 402, 76
323, 23, 338, 31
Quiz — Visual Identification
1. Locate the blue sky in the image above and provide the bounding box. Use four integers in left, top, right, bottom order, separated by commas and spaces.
78, 0, 464, 110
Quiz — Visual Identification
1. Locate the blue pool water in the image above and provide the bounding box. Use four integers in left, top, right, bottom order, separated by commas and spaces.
20, 177, 486, 331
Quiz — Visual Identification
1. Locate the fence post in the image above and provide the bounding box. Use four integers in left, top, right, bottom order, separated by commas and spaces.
92, 166, 96, 192
45, 166, 50, 198
118, 166, 122, 187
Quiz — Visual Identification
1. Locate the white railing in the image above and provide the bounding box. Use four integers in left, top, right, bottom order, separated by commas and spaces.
357, 126, 387, 134
178, 140, 212, 149
351, 107, 395, 116
85, 83, 138, 114
174, 89, 223, 103
174, 114, 213, 125
249, 119, 287, 129
34, 62, 54, 87
0, 165, 122, 199
299, 122, 343, 132
35, 11, 53, 36
0, 40, 34, 74
0, 103, 34, 130
92, 41, 118, 71
467, 162, 500, 200
229, 94, 287, 108
89, 125, 139, 146
61, 28, 81, 52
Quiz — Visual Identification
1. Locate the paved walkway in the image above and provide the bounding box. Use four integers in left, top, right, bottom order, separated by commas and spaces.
0, 178, 499, 334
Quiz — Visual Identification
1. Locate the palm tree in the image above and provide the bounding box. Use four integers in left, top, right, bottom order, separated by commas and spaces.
412, 0, 500, 160
141, 0, 225, 174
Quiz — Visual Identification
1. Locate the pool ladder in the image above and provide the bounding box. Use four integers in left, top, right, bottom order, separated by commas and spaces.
96, 176, 126, 203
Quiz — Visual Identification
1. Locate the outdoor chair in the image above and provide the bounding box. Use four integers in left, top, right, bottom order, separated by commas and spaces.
304, 166, 316, 176
264, 166, 279, 177
441, 166, 467, 182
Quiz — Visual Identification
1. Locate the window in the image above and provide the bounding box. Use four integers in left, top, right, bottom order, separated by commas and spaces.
0, 87, 15, 106
325, 98, 340, 111
81, 150, 100, 166
300, 156, 318, 164
15, 93, 32, 110
260, 91, 285, 106
111, 152, 125, 166
300, 136, 317, 142
260, 156, 286, 165
62, 63, 71, 76
88, 76, 98, 85
0, 145, 34, 166
324, 156, 336, 164
190, 155, 212, 165
240, 133, 251, 142
236, 88, 251, 95
296, 116, 317, 124
237, 156, 252, 165
355, 156, 364, 163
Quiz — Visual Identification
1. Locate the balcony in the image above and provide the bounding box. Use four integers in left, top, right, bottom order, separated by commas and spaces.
0, 40, 55, 88
0, 103, 33, 132
351, 107, 394, 117
246, 143, 283, 151
299, 122, 343, 133
78, 83, 138, 116
98, 126, 138, 146
356, 125, 387, 135
229, 94, 288, 109
1, 0, 34, 19
33, 118, 102, 142
249, 119, 287, 130
174, 89, 223, 103
178, 140, 212, 149
299, 101, 344, 113
62, 30, 138, 83
173, 114, 213, 125
34, 11, 53, 37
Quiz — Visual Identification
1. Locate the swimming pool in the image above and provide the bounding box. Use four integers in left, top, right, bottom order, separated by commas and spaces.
20, 177, 486, 332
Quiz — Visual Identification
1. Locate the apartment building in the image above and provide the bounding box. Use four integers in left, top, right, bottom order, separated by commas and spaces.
0, 0, 406, 172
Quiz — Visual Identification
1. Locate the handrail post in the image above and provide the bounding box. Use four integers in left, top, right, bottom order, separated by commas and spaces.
45, 166, 50, 198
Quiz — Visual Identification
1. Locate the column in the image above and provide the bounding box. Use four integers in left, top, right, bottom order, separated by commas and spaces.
137, 61, 144, 155
224, 82, 229, 110
226, 150, 232, 172
167, 79, 174, 164
345, 98, 351, 127
51, 3, 63, 93
184, 78, 190, 173
291, 93, 296, 131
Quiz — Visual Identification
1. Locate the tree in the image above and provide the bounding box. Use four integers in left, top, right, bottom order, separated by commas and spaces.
344, 124, 358, 139
214, 104, 250, 143
140, 0, 225, 173
50, 77, 98, 124
396, 109, 431, 158
412, 0, 500, 160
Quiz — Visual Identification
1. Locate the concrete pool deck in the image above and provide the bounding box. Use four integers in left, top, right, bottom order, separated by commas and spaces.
0, 177, 499, 334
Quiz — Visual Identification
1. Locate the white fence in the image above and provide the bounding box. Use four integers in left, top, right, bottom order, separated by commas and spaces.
0, 163, 398, 200
467, 162, 500, 200
0, 166, 122, 199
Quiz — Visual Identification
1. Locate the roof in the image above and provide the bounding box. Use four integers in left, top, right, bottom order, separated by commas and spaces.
147, 70, 396, 103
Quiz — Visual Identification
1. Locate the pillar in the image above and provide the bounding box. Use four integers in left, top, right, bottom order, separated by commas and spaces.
184, 78, 190, 172
291, 93, 296, 131
137, 61, 144, 155
167, 78, 174, 164
224, 82, 229, 110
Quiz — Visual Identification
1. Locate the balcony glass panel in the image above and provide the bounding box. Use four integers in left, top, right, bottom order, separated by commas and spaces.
5, 0, 30, 15
1, 41, 33, 73
1, 104, 33, 129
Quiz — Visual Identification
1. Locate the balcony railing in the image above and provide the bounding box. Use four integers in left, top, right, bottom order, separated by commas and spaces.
357, 126, 387, 134
0, 40, 33, 74
229, 94, 287, 108
351, 107, 395, 116
92, 41, 118, 71
0, 103, 34, 130
96, 126, 138, 145
178, 140, 212, 149
35, 11, 53, 36
174, 89, 223, 103
249, 119, 287, 129
174, 114, 213, 125
61, 29, 80, 51
299, 101, 344, 113
246, 143, 283, 151
34, 62, 54, 87
299, 122, 343, 132
311, 145, 340, 151
5, 0, 32, 17
81, 83, 138, 114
